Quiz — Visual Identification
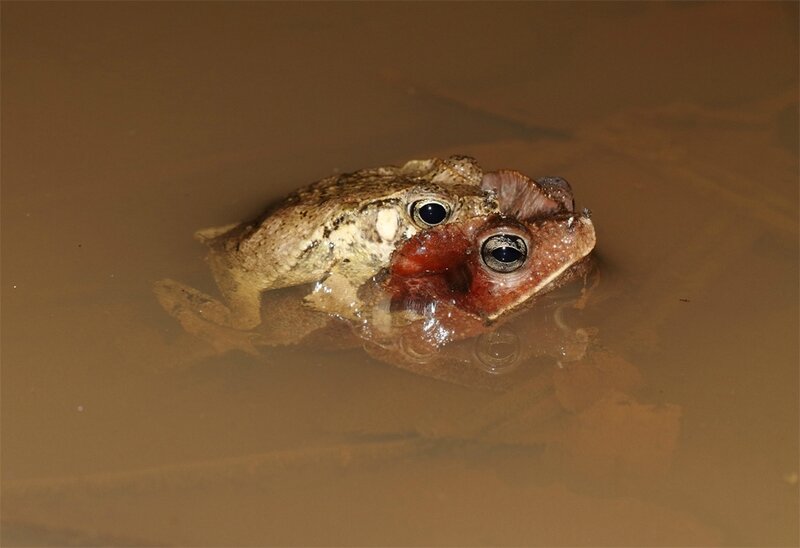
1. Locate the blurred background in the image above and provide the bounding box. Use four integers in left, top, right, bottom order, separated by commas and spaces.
2, 3, 797, 545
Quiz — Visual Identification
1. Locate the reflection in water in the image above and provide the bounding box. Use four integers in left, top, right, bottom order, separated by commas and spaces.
358, 281, 596, 390
2, 331, 687, 543
2, 2, 797, 545
473, 329, 522, 375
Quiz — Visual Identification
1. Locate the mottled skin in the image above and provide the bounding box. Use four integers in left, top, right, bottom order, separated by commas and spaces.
156, 156, 499, 331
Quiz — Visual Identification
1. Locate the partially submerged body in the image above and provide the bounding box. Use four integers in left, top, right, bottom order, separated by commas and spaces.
157, 156, 499, 330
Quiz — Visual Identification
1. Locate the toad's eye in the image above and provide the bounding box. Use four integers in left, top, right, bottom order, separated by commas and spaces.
481, 234, 528, 273
410, 199, 451, 228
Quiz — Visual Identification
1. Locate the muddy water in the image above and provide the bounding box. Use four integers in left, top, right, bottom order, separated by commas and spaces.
2, 3, 797, 546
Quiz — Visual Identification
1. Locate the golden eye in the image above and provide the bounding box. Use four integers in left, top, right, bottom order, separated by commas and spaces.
410, 199, 451, 228
481, 234, 527, 273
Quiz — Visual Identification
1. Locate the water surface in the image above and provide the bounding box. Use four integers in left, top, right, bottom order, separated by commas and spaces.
2, 3, 798, 545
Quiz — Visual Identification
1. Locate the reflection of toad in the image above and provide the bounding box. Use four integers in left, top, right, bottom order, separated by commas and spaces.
155, 156, 499, 330
407, 348, 683, 490
359, 283, 598, 390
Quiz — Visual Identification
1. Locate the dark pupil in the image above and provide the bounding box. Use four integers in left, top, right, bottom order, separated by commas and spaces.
418, 202, 447, 225
491, 245, 523, 263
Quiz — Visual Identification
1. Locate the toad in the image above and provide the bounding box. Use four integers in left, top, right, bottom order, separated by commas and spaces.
155, 156, 499, 331
359, 171, 596, 358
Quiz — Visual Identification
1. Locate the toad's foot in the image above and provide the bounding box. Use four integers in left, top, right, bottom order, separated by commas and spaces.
154, 278, 262, 355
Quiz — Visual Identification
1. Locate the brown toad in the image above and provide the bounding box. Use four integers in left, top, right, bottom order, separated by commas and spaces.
359, 172, 596, 358
156, 156, 499, 332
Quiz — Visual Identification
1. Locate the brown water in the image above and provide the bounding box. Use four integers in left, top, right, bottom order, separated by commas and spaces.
2, 3, 798, 546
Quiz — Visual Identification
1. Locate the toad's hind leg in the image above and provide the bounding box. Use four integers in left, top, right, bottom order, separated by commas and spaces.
154, 278, 232, 326
212, 277, 265, 330
156, 277, 263, 330
153, 279, 261, 355
203, 250, 268, 330
154, 279, 333, 351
